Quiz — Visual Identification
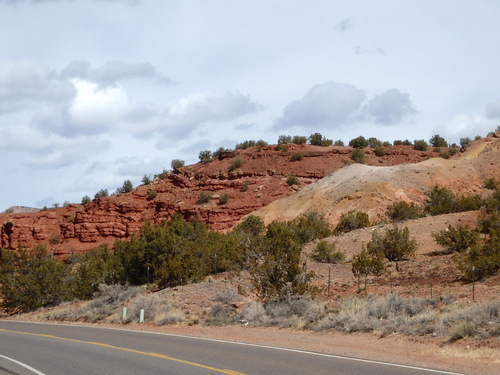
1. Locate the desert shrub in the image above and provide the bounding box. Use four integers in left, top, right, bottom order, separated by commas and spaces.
275, 144, 288, 152
351, 148, 365, 163
308, 133, 332, 146
439, 150, 452, 159
116, 180, 133, 194
141, 174, 152, 185
484, 177, 499, 190
456, 194, 483, 212
235, 140, 256, 149
170, 159, 185, 170
367, 137, 382, 148
198, 191, 211, 204
146, 189, 157, 201
49, 233, 61, 245
277, 135, 292, 144
241, 180, 249, 192
413, 139, 428, 151
0, 245, 73, 313
386, 201, 423, 222
206, 303, 239, 326
155, 168, 169, 180
333, 139, 345, 146
349, 136, 368, 149
374, 146, 386, 157
292, 135, 307, 144
291, 152, 304, 161
394, 139, 412, 146
351, 248, 385, 294
432, 225, 480, 254
429, 134, 448, 147
218, 193, 229, 205
213, 289, 240, 305
460, 137, 472, 148
311, 240, 344, 263
94, 189, 109, 199
288, 211, 332, 244
425, 185, 457, 215
229, 156, 244, 171
249, 221, 313, 300
367, 226, 417, 262
287, 175, 299, 186
72, 245, 123, 300
334, 211, 370, 234
198, 150, 212, 163
449, 321, 477, 341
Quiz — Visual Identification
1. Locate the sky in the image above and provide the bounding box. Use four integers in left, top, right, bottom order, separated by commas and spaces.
1, 0, 500, 211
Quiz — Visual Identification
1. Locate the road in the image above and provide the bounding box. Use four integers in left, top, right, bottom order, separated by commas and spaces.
0, 320, 465, 375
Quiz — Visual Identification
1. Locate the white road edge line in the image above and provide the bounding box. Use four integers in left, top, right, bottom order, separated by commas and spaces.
0, 354, 46, 375
2, 320, 465, 375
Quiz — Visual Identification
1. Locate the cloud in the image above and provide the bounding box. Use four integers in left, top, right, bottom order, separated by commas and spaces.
335, 19, 353, 32
61, 60, 171, 86
434, 114, 498, 141
0, 60, 76, 112
154, 91, 260, 147
274, 82, 365, 129
354, 46, 386, 56
360, 89, 417, 125
486, 100, 500, 119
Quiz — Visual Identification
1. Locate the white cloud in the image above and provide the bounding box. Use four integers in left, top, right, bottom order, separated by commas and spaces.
434, 114, 498, 142
360, 89, 417, 125
486, 100, 500, 119
275, 82, 366, 130
60, 60, 171, 86
335, 19, 353, 32
0, 60, 75, 112
154, 91, 260, 147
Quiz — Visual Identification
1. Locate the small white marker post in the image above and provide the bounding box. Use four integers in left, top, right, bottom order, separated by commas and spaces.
122, 307, 127, 321
140, 309, 145, 323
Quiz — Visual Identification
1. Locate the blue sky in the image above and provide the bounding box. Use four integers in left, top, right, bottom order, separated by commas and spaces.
1, 0, 499, 210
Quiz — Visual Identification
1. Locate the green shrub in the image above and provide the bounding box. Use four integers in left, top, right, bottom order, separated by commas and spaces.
141, 174, 152, 185
81, 195, 91, 205
308, 133, 333, 146
277, 135, 292, 144
335, 211, 370, 234
291, 152, 304, 161
333, 139, 345, 146
386, 201, 423, 222
218, 193, 229, 205
198, 191, 211, 204
351, 247, 385, 294
289, 210, 332, 244
425, 185, 457, 215
116, 180, 133, 194
241, 181, 249, 192
171, 159, 185, 170
94, 189, 109, 199
413, 139, 428, 151
349, 136, 368, 148
367, 226, 417, 262
439, 150, 452, 159
292, 135, 307, 144
198, 150, 212, 163
286, 175, 299, 186
351, 148, 365, 163
311, 240, 344, 263
229, 156, 244, 171
484, 177, 499, 190
432, 225, 479, 254
460, 137, 472, 148
367, 137, 382, 148
235, 140, 256, 149
49, 233, 61, 244
147, 189, 157, 201
0, 245, 72, 313
155, 168, 169, 180
374, 146, 386, 157
429, 134, 448, 147
275, 144, 288, 152
394, 139, 412, 146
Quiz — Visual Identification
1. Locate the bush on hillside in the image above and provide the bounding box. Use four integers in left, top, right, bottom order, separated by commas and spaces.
367, 226, 417, 263
335, 211, 370, 234
386, 201, 423, 222
311, 240, 344, 263
351, 148, 365, 163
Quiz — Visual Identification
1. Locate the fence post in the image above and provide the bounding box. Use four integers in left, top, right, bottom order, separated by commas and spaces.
122, 307, 127, 321
140, 309, 145, 323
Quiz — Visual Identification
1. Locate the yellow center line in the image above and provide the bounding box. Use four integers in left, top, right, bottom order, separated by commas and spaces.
0, 328, 246, 375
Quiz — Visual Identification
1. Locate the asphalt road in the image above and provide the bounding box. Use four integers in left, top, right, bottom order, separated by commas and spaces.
0, 320, 465, 375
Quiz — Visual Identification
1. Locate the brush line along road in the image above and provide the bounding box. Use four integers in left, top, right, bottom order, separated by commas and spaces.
0, 321, 464, 375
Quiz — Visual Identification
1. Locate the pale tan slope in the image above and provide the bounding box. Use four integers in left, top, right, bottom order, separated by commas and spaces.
251, 132, 500, 226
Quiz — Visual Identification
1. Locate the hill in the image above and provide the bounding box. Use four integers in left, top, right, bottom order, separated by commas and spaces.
0, 141, 451, 257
